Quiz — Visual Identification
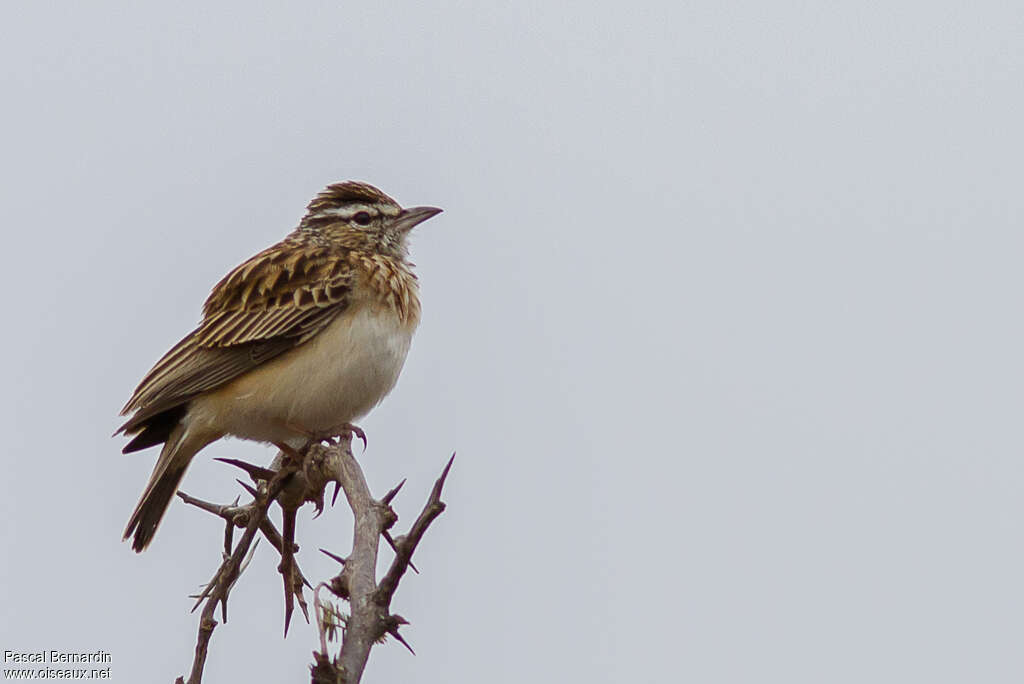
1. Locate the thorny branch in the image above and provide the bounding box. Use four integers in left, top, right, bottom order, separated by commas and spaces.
174, 459, 297, 684
170, 433, 454, 684
311, 448, 454, 684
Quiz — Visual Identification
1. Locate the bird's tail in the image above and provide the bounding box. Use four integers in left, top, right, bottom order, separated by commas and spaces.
123, 423, 213, 552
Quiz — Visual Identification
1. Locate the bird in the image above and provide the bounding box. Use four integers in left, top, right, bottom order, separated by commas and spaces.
117, 181, 441, 552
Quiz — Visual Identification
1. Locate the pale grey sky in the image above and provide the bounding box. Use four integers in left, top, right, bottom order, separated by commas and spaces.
3, 2, 1024, 682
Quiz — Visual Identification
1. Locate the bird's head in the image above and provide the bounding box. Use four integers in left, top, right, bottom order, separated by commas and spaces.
299, 181, 442, 258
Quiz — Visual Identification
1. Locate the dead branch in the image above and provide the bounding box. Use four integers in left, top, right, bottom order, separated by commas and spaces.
177, 459, 298, 684
313, 449, 455, 683
376, 455, 454, 605
167, 434, 453, 684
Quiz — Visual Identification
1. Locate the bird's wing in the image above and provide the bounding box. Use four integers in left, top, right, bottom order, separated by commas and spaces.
118, 241, 354, 433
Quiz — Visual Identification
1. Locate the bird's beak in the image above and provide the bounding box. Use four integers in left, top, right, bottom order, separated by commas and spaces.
394, 206, 443, 233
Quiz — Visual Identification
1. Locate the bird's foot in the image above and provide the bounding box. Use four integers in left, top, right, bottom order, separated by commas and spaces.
276, 420, 366, 456
315, 423, 366, 451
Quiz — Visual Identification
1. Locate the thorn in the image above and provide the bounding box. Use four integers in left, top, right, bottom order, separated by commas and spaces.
392, 631, 415, 655
236, 480, 258, 497
427, 453, 456, 503
381, 479, 407, 505
331, 481, 341, 506
440, 453, 456, 485
382, 531, 418, 574
215, 457, 276, 481
190, 582, 214, 612
282, 509, 297, 637
319, 548, 347, 565
386, 615, 415, 654
294, 579, 310, 624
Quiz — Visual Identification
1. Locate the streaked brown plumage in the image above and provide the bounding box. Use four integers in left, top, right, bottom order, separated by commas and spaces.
118, 181, 441, 551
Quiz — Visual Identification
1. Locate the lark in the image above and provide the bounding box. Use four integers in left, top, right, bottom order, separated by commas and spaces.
117, 181, 441, 551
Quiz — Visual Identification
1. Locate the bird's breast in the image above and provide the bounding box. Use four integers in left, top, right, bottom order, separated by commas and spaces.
290, 304, 416, 424
193, 303, 417, 443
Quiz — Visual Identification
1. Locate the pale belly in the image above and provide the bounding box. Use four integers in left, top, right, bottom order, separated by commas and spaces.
188, 305, 415, 445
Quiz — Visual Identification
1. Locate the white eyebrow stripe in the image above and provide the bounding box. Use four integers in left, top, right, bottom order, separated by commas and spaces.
308, 202, 401, 221
310, 202, 376, 220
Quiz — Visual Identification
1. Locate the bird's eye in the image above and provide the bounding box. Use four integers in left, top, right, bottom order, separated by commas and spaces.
352, 212, 372, 226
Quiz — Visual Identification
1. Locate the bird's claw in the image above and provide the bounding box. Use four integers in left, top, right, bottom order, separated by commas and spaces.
315, 423, 366, 451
